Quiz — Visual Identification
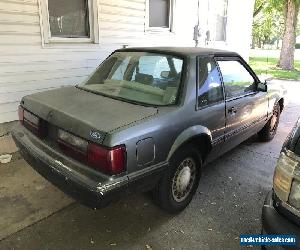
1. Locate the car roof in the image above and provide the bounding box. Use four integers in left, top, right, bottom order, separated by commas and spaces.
115, 47, 240, 57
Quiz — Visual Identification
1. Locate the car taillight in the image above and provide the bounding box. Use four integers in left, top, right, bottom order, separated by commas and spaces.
18, 106, 24, 124
88, 144, 126, 175
57, 129, 126, 175
19, 106, 46, 138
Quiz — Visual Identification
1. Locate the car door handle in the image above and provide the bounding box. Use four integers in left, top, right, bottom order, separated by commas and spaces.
228, 107, 237, 114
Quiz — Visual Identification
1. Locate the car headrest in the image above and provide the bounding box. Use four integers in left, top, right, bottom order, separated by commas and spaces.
135, 73, 154, 85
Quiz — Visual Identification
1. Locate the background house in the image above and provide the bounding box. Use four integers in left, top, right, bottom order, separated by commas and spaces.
0, 0, 254, 123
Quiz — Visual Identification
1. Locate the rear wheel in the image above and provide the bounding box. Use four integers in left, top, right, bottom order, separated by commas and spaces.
258, 102, 281, 142
153, 145, 201, 213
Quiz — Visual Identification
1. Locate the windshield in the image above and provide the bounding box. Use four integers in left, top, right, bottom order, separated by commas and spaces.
80, 52, 184, 106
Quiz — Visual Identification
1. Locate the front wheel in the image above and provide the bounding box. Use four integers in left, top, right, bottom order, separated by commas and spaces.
152, 145, 201, 213
258, 102, 281, 142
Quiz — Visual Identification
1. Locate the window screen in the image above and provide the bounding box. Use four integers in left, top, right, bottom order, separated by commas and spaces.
207, 0, 228, 41
217, 60, 256, 99
198, 58, 224, 107
215, 0, 228, 41
48, 0, 90, 38
149, 0, 170, 28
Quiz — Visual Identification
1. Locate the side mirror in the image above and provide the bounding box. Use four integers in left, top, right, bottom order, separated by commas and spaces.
257, 81, 267, 92
160, 71, 170, 78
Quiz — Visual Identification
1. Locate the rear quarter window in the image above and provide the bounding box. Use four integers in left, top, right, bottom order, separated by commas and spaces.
197, 57, 224, 108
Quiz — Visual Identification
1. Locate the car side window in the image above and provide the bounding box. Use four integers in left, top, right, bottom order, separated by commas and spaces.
198, 57, 224, 108
217, 60, 256, 99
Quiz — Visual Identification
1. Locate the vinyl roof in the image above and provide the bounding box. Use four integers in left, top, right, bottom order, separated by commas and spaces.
116, 47, 239, 57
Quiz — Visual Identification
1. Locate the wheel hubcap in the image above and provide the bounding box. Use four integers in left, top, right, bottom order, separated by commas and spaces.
270, 108, 279, 132
176, 166, 191, 192
172, 157, 196, 202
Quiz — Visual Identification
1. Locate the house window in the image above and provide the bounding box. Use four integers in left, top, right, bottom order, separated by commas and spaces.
39, 0, 99, 44
147, 0, 174, 31
215, 0, 228, 41
207, 0, 228, 42
48, 0, 90, 38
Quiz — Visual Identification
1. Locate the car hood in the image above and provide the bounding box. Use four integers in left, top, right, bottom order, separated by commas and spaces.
21, 86, 158, 143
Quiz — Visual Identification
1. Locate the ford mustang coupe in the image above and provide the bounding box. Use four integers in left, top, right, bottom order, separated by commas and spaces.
12, 47, 285, 213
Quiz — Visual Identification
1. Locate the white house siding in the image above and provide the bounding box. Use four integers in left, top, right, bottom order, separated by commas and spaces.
225, 0, 255, 59
0, 0, 254, 123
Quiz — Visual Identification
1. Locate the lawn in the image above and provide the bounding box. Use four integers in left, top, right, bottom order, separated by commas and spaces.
249, 57, 300, 80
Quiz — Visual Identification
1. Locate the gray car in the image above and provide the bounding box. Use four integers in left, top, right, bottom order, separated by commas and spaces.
12, 47, 285, 213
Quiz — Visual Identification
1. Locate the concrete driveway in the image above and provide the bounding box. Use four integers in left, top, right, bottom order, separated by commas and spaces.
0, 80, 299, 250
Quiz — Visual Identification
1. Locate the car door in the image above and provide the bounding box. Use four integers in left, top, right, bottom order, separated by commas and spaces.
196, 56, 226, 162
215, 57, 268, 153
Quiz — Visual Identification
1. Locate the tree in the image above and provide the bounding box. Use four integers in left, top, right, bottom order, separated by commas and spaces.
278, 0, 300, 70
253, 0, 300, 70
252, 1, 284, 49
253, 0, 267, 17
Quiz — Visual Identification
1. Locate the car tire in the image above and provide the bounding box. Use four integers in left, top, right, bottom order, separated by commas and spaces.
152, 144, 202, 213
258, 102, 281, 142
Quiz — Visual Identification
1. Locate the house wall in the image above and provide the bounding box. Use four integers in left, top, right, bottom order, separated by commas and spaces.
226, 0, 255, 59
0, 0, 254, 123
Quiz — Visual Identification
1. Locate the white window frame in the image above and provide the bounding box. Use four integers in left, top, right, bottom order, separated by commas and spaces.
38, 0, 99, 45
145, 0, 175, 33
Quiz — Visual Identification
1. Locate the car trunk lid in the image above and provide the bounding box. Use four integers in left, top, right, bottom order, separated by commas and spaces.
21, 86, 158, 144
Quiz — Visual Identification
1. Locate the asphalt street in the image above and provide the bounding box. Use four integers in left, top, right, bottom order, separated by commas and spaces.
0, 80, 299, 250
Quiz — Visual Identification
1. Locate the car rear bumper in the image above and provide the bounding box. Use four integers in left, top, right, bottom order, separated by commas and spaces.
262, 191, 300, 250
12, 124, 166, 209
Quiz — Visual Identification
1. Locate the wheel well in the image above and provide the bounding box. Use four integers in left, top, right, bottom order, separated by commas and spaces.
184, 134, 212, 162
278, 98, 284, 113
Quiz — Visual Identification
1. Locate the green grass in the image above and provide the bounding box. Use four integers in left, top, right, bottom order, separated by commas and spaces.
249, 57, 300, 80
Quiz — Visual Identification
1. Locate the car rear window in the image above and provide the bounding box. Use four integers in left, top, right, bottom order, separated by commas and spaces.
79, 52, 184, 106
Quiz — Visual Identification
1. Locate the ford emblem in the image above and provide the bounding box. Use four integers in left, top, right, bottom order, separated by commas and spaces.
90, 131, 103, 140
